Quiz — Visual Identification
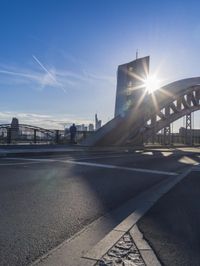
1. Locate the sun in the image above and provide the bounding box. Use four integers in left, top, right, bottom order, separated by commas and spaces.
144, 75, 161, 94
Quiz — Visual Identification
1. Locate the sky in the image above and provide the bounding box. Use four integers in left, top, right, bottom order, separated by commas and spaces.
0, 0, 200, 129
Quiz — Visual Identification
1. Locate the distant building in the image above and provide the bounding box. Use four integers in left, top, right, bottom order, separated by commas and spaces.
76, 124, 87, 131
66, 123, 94, 132
76, 125, 82, 131
82, 124, 87, 131
95, 114, 101, 130
11, 117, 19, 140
88, 123, 94, 131
64, 127, 69, 136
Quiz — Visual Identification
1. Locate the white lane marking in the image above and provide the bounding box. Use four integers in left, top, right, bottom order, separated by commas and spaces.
2, 157, 55, 162
2, 153, 137, 162
72, 154, 133, 161
2, 157, 178, 176
161, 151, 173, 157
178, 156, 199, 165
0, 161, 42, 166
192, 164, 200, 171
61, 160, 177, 176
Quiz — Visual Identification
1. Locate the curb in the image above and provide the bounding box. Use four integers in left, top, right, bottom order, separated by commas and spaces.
130, 225, 161, 266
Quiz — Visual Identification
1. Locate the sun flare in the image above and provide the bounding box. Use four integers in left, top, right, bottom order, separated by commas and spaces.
144, 75, 161, 94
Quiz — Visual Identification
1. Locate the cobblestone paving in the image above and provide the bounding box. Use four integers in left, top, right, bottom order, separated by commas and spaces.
96, 232, 145, 266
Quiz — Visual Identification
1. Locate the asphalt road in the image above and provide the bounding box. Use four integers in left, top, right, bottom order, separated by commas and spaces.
0, 148, 199, 266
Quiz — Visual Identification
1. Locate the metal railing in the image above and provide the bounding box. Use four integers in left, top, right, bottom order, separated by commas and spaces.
0, 124, 94, 144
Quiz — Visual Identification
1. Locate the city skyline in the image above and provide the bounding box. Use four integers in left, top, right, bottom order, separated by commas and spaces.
1, 0, 200, 129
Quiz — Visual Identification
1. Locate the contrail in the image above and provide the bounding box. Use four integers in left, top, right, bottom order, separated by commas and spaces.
32, 55, 57, 82
0, 69, 38, 80
32, 55, 66, 93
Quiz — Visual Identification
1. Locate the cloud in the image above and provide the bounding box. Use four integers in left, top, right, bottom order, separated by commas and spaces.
0, 65, 59, 89
0, 55, 115, 94
0, 111, 93, 129
0, 68, 43, 85
0, 62, 68, 92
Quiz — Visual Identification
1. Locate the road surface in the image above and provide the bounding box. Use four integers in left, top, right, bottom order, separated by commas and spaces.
0, 148, 199, 265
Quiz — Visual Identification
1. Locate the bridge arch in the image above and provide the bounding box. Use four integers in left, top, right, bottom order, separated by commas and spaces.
83, 77, 200, 146
127, 78, 200, 144
130, 82, 200, 141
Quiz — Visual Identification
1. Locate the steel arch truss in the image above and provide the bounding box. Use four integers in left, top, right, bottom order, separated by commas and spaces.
141, 86, 200, 142
0, 124, 55, 134
0, 124, 57, 143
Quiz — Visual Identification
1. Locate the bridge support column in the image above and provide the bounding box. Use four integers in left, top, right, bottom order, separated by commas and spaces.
185, 113, 192, 145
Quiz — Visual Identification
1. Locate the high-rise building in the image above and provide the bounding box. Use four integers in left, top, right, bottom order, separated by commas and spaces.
95, 114, 101, 130
114, 56, 149, 117
11, 117, 19, 140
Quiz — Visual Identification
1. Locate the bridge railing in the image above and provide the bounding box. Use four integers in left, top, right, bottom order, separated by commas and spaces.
0, 124, 94, 145
145, 133, 200, 146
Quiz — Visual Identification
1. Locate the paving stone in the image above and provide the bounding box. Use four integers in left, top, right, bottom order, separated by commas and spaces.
123, 259, 137, 266
95, 233, 145, 266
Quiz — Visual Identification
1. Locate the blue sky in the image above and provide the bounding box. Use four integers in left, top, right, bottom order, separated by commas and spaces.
0, 0, 200, 129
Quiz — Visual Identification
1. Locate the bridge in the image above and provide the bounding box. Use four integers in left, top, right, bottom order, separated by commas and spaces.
0, 124, 56, 144
0, 123, 93, 144
83, 57, 200, 146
